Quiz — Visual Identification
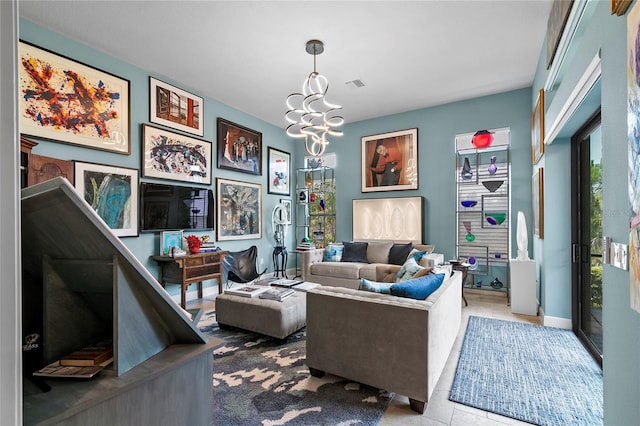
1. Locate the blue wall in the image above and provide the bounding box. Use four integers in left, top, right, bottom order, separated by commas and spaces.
19, 19, 300, 295
531, 1, 640, 423
334, 89, 533, 261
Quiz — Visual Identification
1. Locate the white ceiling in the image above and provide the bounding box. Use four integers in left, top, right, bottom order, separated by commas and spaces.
18, 0, 553, 129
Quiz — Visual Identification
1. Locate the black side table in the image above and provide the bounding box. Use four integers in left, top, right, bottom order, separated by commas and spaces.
273, 246, 288, 278
451, 263, 469, 307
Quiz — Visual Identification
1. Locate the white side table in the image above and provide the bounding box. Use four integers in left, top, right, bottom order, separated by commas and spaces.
510, 259, 537, 315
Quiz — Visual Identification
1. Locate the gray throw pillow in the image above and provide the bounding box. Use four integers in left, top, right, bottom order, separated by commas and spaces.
341, 241, 369, 263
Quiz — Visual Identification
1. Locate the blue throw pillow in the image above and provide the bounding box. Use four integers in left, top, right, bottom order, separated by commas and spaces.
390, 273, 445, 300
359, 278, 392, 294
341, 241, 369, 263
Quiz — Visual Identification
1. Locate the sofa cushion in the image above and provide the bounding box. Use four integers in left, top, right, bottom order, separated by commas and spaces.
324, 243, 344, 261
366, 241, 394, 264
359, 278, 392, 294
341, 241, 369, 263
358, 264, 378, 281
311, 261, 363, 280
412, 267, 433, 279
388, 243, 413, 265
390, 273, 446, 300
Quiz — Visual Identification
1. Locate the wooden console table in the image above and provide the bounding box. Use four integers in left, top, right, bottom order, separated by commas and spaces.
151, 251, 227, 308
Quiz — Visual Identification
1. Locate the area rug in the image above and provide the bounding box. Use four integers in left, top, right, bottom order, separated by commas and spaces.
449, 316, 603, 425
198, 310, 394, 425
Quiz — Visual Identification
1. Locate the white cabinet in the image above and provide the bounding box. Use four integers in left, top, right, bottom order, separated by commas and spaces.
510, 259, 538, 315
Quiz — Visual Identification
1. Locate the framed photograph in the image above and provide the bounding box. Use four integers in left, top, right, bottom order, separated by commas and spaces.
533, 168, 544, 239
216, 178, 262, 241
19, 41, 130, 154
268, 147, 291, 195
74, 161, 139, 237
149, 77, 203, 136
160, 230, 183, 256
361, 128, 418, 193
279, 198, 292, 225
532, 88, 545, 165
141, 123, 212, 184
217, 117, 262, 175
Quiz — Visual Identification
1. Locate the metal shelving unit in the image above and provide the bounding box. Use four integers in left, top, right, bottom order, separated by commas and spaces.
295, 166, 335, 248
455, 129, 511, 297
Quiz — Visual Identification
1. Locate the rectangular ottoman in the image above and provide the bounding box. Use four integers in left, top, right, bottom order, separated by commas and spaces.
215, 291, 306, 339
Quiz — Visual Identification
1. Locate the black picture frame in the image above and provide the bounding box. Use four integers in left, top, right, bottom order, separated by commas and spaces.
216, 117, 262, 176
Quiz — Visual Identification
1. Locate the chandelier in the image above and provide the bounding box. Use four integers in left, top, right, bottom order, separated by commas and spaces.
285, 40, 344, 157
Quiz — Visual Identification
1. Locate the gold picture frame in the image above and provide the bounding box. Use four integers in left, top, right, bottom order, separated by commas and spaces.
532, 89, 545, 165
533, 168, 544, 239
611, 0, 632, 16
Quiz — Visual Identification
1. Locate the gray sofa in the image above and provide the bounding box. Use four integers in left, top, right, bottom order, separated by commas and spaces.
300, 242, 444, 289
305, 269, 462, 413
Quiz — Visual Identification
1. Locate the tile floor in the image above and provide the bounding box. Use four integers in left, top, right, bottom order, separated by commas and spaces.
189, 288, 541, 426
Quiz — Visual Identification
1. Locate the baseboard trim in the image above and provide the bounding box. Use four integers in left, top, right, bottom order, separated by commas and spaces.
540, 307, 572, 329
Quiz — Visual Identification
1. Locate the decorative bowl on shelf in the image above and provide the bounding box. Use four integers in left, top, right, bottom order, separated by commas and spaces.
482, 180, 504, 193
485, 213, 506, 225
460, 200, 477, 208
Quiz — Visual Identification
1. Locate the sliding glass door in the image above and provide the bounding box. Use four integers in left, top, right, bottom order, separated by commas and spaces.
571, 111, 603, 365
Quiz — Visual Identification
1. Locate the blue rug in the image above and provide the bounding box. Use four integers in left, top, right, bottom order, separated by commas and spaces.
450, 316, 603, 425
199, 310, 394, 425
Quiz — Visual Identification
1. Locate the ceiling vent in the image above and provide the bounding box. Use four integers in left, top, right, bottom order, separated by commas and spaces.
345, 79, 365, 88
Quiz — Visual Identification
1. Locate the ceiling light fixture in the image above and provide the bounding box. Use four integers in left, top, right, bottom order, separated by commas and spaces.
285, 40, 344, 157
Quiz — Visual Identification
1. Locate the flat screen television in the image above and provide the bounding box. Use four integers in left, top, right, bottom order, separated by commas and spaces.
140, 182, 214, 232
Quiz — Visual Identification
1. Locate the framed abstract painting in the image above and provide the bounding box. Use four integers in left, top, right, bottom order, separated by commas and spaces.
74, 161, 139, 237
19, 41, 130, 154
267, 147, 290, 195
216, 178, 262, 241
141, 124, 212, 184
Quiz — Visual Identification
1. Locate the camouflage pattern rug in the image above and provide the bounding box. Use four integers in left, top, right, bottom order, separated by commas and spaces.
198, 310, 394, 425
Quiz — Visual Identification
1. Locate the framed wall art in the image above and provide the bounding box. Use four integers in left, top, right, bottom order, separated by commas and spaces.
160, 230, 183, 256
546, 0, 574, 69
19, 41, 130, 154
361, 128, 418, 193
268, 147, 290, 195
216, 178, 262, 241
532, 88, 545, 165
217, 117, 262, 176
533, 167, 544, 239
149, 77, 204, 136
141, 123, 212, 184
279, 198, 292, 225
74, 161, 139, 237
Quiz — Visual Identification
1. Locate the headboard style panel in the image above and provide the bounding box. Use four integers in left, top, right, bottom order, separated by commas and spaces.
352, 196, 423, 243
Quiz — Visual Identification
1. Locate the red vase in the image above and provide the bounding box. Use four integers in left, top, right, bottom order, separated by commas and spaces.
189, 245, 200, 254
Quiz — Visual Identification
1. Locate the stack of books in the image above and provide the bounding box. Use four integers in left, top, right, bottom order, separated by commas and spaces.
270, 278, 302, 288
259, 287, 295, 301
59, 339, 113, 367
296, 242, 316, 251
225, 285, 269, 298
199, 243, 219, 253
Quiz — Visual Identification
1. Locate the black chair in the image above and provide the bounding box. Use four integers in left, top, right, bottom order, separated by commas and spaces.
222, 246, 266, 289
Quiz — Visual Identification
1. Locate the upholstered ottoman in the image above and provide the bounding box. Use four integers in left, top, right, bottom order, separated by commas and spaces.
215, 291, 306, 339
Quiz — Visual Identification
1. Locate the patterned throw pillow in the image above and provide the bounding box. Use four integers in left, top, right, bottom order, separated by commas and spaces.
395, 257, 423, 282
359, 278, 392, 294
390, 273, 446, 300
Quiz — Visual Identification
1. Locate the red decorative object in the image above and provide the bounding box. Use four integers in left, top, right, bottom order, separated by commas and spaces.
185, 234, 203, 254
472, 130, 493, 149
